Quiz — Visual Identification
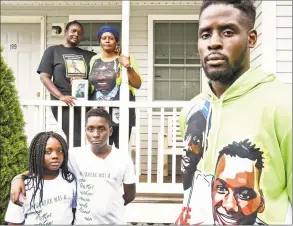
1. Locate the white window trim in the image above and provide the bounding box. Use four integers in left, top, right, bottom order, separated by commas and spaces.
148, 15, 199, 101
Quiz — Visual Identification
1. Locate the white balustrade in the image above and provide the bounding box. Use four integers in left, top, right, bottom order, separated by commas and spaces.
20, 100, 187, 194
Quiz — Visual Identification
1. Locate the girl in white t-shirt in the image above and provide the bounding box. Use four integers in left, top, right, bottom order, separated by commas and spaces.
5, 131, 76, 225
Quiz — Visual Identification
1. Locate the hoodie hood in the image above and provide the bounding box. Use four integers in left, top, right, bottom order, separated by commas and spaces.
206, 67, 276, 103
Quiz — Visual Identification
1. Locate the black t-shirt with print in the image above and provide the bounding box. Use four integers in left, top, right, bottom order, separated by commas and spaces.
37, 45, 96, 96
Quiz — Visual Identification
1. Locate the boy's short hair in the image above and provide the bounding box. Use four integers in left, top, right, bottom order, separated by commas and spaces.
85, 108, 112, 127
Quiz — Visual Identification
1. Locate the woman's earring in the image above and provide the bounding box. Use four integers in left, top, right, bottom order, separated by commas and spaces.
115, 46, 121, 54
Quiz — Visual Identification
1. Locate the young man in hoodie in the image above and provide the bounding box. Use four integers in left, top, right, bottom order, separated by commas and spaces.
177, 0, 292, 225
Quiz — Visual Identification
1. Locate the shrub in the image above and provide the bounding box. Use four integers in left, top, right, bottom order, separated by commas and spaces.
0, 46, 28, 224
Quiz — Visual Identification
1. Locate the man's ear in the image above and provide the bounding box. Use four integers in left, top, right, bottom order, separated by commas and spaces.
248, 29, 257, 48
109, 126, 113, 137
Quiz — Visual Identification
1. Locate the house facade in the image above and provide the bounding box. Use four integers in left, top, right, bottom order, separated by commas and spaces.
1, 0, 292, 223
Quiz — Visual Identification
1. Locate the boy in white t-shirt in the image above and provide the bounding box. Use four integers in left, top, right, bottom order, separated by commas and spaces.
10, 108, 136, 225
5, 131, 76, 225
69, 108, 136, 224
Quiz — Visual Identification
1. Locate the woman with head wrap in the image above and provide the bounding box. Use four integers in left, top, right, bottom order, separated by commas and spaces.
88, 25, 142, 148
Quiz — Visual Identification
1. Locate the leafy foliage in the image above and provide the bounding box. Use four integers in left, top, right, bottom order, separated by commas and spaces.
0, 46, 28, 223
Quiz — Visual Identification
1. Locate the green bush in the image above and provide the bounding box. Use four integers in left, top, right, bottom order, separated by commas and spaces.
0, 46, 28, 224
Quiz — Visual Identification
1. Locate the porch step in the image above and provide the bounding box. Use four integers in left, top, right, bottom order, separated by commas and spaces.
133, 193, 183, 204
126, 203, 182, 223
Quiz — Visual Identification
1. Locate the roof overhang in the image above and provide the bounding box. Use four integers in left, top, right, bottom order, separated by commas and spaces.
1, 1, 202, 7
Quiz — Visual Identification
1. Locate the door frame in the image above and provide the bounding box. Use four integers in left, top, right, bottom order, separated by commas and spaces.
1, 15, 47, 130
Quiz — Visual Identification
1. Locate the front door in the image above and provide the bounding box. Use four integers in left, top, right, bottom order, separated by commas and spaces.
1, 23, 41, 142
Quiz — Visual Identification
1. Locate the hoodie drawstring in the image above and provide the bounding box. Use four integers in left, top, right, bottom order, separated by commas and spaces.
211, 96, 224, 168
201, 96, 213, 172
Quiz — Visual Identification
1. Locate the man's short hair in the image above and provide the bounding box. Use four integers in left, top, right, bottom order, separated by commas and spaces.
199, 0, 256, 30
85, 108, 112, 127
65, 20, 84, 33
216, 139, 264, 181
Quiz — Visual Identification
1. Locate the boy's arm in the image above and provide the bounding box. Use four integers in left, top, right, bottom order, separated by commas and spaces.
10, 171, 29, 206
5, 200, 25, 224
122, 155, 136, 205
123, 183, 136, 206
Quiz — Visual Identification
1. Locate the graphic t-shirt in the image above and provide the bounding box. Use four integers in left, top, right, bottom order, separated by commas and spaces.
88, 55, 141, 126
89, 57, 121, 101
68, 145, 136, 224
37, 45, 96, 96
5, 172, 76, 224
176, 68, 292, 225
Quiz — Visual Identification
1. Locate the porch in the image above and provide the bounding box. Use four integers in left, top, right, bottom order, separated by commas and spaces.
1, 1, 205, 185
20, 99, 186, 223
3, 0, 199, 222
2, 0, 288, 223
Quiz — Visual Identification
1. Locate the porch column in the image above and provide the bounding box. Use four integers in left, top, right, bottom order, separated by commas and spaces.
119, 0, 130, 152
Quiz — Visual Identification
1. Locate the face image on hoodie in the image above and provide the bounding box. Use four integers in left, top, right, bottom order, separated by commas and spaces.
211, 140, 266, 225
182, 99, 212, 191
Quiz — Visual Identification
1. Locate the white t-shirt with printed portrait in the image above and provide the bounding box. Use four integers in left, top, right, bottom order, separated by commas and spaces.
68, 145, 136, 224
5, 171, 76, 225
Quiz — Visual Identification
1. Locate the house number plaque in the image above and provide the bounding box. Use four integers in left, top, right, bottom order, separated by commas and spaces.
9, 44, 17, 50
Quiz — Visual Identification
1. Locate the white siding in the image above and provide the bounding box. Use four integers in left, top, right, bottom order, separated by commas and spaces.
250, 0, 262, 69
276, 1, 292, 83
250, 1, 292, 83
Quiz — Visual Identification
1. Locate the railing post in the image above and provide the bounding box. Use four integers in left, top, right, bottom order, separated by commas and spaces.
69, 106, 74, 149
119, 0, 130, 152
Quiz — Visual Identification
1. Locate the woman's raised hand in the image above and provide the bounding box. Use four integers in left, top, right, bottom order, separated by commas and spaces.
118, 54, 131, 68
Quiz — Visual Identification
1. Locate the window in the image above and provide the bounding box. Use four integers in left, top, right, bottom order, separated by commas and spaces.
78, 21, 121, 53
154, 22, 201, 101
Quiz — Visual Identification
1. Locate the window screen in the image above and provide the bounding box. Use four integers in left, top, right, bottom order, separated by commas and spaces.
154, 22, 201, 101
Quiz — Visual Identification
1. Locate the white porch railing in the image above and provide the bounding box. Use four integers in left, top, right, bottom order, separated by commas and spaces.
20, 100, 188, 195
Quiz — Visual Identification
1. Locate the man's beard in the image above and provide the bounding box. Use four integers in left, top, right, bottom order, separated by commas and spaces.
204, 65, 238, 84
203, 49, 247, 85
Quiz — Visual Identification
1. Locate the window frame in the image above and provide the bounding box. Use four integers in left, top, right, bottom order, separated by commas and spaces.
148, 14, 203, 101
